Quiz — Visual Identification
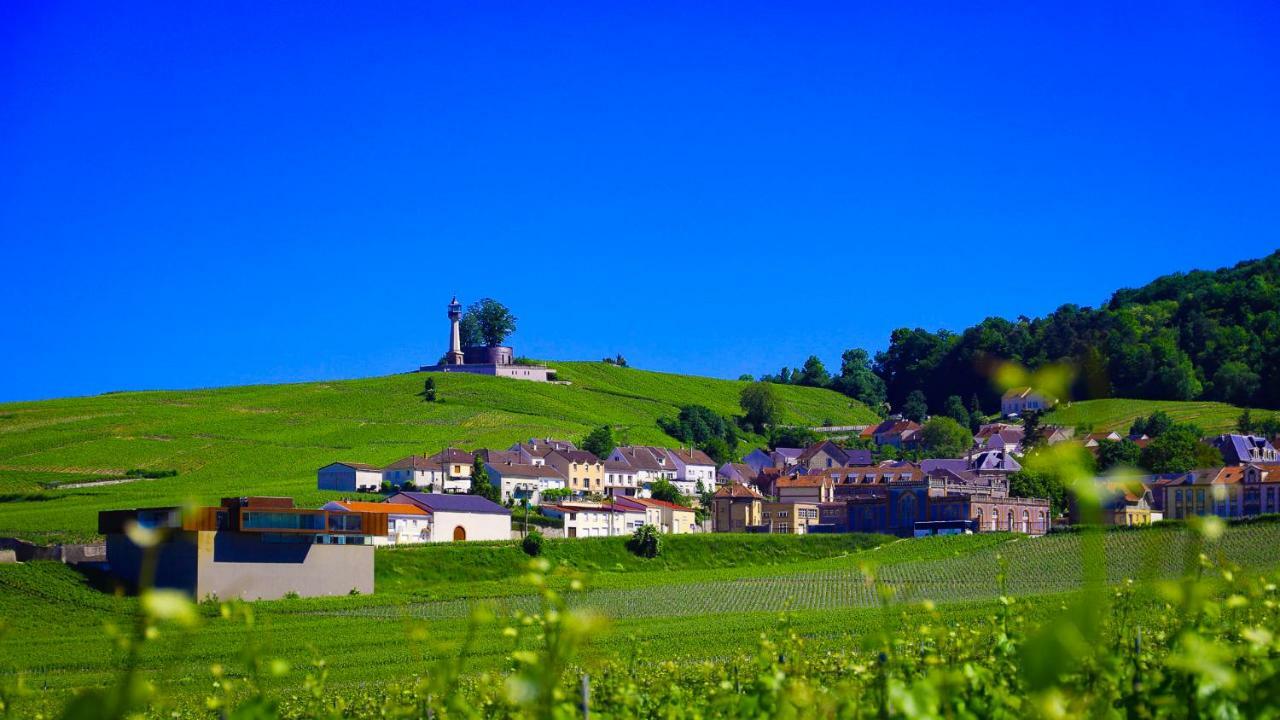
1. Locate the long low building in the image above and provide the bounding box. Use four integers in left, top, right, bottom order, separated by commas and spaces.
99, 497, 382, 600
385, 491, 511, 542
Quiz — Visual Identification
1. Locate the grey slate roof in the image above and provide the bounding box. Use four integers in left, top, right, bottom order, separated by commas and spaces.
391, 492, 510, 515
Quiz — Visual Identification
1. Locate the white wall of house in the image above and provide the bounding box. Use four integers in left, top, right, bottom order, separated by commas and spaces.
317, 464, 381, 492
383, 467, 443, 490
544, 507, 644, 538
430, 510, 509, 542
487, 465, 565, 504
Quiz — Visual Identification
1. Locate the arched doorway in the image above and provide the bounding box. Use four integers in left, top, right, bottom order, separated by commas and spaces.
1006, 510, 1014, 532
1021, 510, 1030, 533
898, 492, 917, 532
453, 525, 466, 541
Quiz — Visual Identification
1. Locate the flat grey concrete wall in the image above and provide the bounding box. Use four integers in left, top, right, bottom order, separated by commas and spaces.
195, 532, 374, 601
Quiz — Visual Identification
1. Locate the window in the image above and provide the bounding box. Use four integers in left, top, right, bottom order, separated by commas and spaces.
243, 512, 325, 531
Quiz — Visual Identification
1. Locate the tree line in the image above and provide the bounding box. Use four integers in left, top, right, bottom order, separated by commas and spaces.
761, 251, 1280, 413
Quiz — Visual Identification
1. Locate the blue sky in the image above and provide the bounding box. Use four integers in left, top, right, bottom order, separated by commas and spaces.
2, 1, 1278, 402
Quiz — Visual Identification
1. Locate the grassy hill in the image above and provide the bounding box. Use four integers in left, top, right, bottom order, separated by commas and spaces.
1045, 397, 1252, 435
0, 362, 876, 541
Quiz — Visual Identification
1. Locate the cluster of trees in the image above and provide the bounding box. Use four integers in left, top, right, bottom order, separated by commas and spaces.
658, 405, 740, 464
763, 251, 1280, 413
458, 298, 518, 347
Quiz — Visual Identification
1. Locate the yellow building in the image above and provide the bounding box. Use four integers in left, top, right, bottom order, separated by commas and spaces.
546, 449, 606, 496
713, 483, 764, 532
761, 502, 822, 534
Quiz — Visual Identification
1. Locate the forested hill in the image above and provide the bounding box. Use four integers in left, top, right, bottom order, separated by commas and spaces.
765, 251, 1280, 413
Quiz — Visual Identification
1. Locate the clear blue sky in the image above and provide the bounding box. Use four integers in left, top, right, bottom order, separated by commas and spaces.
2, 1, 1278, 402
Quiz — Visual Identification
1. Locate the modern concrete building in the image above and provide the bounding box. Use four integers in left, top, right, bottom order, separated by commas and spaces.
322, 500, 432, 544
317, 462, 383, 492
418, 297, 554, 382
99, 497, 382, 601
384, 492, 511, 541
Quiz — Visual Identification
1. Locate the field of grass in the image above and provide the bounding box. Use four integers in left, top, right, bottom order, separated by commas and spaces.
0, 362, 876, 541
2, 523, 1278, 717
1045, 397, 1257, 434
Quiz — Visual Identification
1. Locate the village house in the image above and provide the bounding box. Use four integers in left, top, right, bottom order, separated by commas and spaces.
615, 495, 698, 534
1071, 483, 1160, 527
711, 483, 766, 532
1036, 425, 1076, 446
602, 460, 643, 497
382, 455, 443, 491
541, 501, 645, 538
717, 462, 759, 486
428, 448, 476, 492
385, 491, 511, 541
1082, 431, 1124, 448
1164, 463, 1280, 520
99, 497, 381, 600
322, 499, 432, 544
775, 474, 835, 503
606, 446, 679, 493
663, 447, 718, 494
820, 464, 927, 500
317, 462, 383, 492
1000, 387, 1057, 416
846, 483, 1051, 537
866, 419, 923, 449
759, 501, 822, 534
974, 424, 1025, 454
545, 448, 605, 496
484, 461, 566, 504
1213, 433, 1280, 465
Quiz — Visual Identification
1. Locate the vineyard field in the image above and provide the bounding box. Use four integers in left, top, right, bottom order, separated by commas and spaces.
3, 522, 1280, 716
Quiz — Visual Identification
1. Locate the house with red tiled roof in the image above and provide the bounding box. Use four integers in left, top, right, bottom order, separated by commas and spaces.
1163, 466, 1251, 520
615, 495, 698, 534
712, 483, 765, 532
775, 474, 835, 503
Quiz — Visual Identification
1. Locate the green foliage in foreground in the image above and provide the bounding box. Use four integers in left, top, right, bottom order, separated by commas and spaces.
5, 521, 1280, 718
0, 362, 874, 541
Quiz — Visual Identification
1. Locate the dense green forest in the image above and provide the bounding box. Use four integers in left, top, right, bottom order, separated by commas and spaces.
764, 251, 1280, 413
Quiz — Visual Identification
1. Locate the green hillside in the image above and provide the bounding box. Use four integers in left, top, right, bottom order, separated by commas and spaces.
1045, 398, 1251, 435
0, 362, 876, 541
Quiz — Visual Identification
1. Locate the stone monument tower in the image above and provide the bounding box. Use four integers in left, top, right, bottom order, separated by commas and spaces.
445, 296, 464, 365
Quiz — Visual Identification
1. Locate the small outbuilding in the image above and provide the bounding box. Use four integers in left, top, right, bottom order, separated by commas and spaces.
384, 492, 511, 542
317, 462, 383, 492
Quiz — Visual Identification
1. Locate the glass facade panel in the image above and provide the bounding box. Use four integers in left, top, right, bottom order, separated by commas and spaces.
242, 511, 326, 531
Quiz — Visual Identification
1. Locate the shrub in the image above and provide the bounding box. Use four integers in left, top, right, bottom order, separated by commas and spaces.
283, 591, 300, 600
522, 530, 544, 557
626, 525, 661, 559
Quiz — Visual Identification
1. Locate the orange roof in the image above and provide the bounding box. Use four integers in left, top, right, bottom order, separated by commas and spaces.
334, 500, 429, 516
714, 483, 764, 499
777, 474, 832, 488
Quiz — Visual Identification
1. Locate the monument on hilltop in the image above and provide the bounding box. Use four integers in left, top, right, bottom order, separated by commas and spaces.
420, 297, 552, 382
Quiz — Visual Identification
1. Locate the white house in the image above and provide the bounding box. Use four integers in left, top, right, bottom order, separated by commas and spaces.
385, 492, 511, 542
663, 448, 717, 496
382, 455, 443, 491
606, 446, 678, 495
614, 496, 698, 534
603, 461, 645, 498
428, 448, 476, 492
541, 502, 645, 538
485, 461, 566, 504
322, 499, 431, 545
317, 462, 383, 492
1001, 387, 1057, 417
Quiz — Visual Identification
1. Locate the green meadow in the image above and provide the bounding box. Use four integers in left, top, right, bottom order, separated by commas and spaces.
1045, 397, 1255, 435
0, 362, 875, 542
